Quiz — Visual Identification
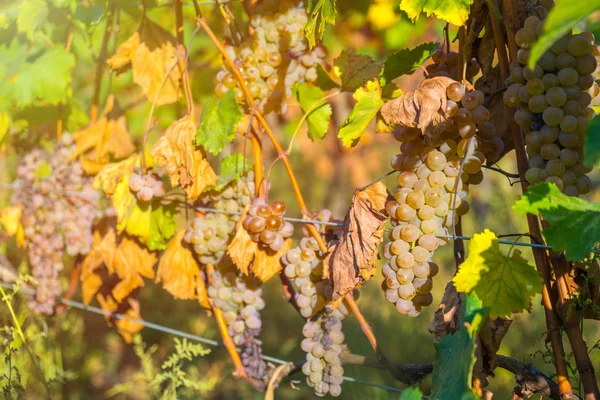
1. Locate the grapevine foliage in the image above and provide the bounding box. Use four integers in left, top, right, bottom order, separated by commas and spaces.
1, 0, 600, 398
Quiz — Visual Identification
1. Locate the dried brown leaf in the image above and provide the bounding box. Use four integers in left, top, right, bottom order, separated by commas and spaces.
326, 182, 389, 304
429, 281, 463, 342
156, 230, 209, 307
107, 18, 181, 106
380, 76, 456, 141
97, 294, 143, 343
150, 115, 217, 200
475, 317, 513, 387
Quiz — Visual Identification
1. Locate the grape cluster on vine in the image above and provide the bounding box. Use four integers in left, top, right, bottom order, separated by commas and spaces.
128, 169, 166, 202
215, 1, 327, 114
383, 80, 502, 317
11, 134, 99, 314
504, 15, 597, 196
208, 268, 268, 380
242, 198, 294, 251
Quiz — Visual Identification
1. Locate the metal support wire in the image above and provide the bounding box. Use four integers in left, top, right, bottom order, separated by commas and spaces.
0, 281, 405, 395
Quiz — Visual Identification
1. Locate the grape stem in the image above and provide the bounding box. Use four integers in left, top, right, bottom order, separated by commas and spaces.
488, 0, 509, 82
205, 263, 265, 390
90, 2, 114, 124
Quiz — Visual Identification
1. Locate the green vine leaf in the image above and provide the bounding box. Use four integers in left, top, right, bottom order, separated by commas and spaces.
305, 0, 336, 48
17, 0, 48, 41
514, 183, 600, 260
338, 80, 384, 148
315, 63, 341, 91
584, 115, 600, 167
214, 153, 249, 191
430, 293, 486, 400
528, 0, 600, 69
453, 229, 543, 318
335, 49, 383, 92
0, 44, 75, 108
293, 83, 333, 140
400, 387, 424, 400
147, 203, 177, 251
380, 42, 440, 86
400, 0, 475, 26
195, 89, 243, 156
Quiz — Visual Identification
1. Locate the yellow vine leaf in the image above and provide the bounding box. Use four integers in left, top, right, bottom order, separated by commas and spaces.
0, 205, 25, 248
71, 95, 135, 175
150, 115, 217, 200
399, 0, 474, 26
93, 154, 139, 196
97, 294, 143, 343
107, 18, 181, 106
227, 208, 290, 282
156, 230, 209, 308
453, 229, 543, 318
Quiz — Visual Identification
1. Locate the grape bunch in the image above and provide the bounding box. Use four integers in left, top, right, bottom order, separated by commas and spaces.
207, 267, 268, 380
504, 15, 596, 196
128, 168, 166, 201
215, 2, 327, 114
184, 174, 254, 265
300, 310, 346, 397
383, 82, 499, 317
242, 198, 294, 251
11, 134, 100, 314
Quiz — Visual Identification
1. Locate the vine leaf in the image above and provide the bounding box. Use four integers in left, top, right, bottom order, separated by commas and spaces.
453, 229, 542, 318
70, 95, 135, 175
305, 0, 336, 48
334, 49, 383, 92
0, 44, 75, 108
107, 17, 181, 106
214, 153, 249, 191
380, 42, 440, 86
381, 76, 455, 142
97, 295, 144, 343
147, 203, 177, 251
325, 182, 389, 306
430, 293, 486, 400
227, 209, 292, 282
528, 0, 600, 69
338, 79, 384, 148
315, 63, 341, 91
195, 89, 243, 156
150, 115, 217, 200
399, 387, 424, 400
156, 230, 210, 308
293, 83, 333, 140
514, 183, 600, 260
584, 115, 600, 166
0, 205, 26, 248
17, 0, 48, 41
400, 0, 475, 26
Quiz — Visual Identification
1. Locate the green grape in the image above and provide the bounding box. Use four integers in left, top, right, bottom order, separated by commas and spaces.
396, 204, 416, 222
444, 176, 462, 193
560, 115, 578, 132
471, 106, 489, 124
463, 156, 482, 174
556, 52, 576, 69
564, 185, 579, 196
395, 187, 411, 203
537, 51, 557, 72
396, 251, 415, 269
558, 68, 579, 86
558, 131, 579, 148
576, 53, 597, 75
518, 85, 533, 103
563, 85, 581, 101
467, 170, 484, 185
420, 218, 438, 235
528, 95, 548, 113
458, 122, 477, 138
525, 167, 542, 184
540, 143, 560, 160
523, 64, 544, 80
562, 100, 581, 116
391, 239, 410, 255
525, 131, 542, 148
517, 48, 529, 64
427, 171, 446, 188
418, 205, 435, 220
461, 92, 480, 110
424, 187, 444, 207
416, 164, 432, 179
545, 159, 566, 176
542, 74, 559, 89
396, 268, 414, 285
398, 283, 416, 300
545, 176, 565, 191
551, 36, 569, 55
524, 16, 541, 31
526, 79, 545, 95
539, 125, 559, 143
514, 108, 533, 127
397, 171, 418, 188
576, 175, 591, 194
478, 122, 496, 138
579, 92, 592, 108
529, 154, 546, 168
561, 169, 577, 184
454, 108, 472, 124
425, 150, 447, 171
510, 66, 525, 83
578, 74, 594, 90
445, 100, 459, 117
406, 190, 425, 209
515, 28, 536, 49
542, 107, 565, 127
418, 235, 439, 252
400, 224, 420, 243
411, 246, 430, 263
568, 35, 592, 57
503, 83, 522, 107
434, 202, 449, 217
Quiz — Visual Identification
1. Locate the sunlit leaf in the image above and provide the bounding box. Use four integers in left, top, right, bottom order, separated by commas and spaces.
380, 42, 439, 86
214, 153, 249, 191
453, 229, 542, 318
400, 0, 475, 26
195, 89, 243, 155
514, 183, 600, 260
0, 205, 26, 248
335, 49, 383, 92
17, 0, 48, 41
305, 0, 336, 48
293, 83, 333, 140
147, 203, 177, 251
338, 79, 384, 148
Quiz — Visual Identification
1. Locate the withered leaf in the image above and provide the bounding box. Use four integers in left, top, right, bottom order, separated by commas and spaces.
227, 208, 290, 282
150, 115, 217, 200
156, 230, 209, 307
428, 281, 463, 342
107, 18, 181, 106
380, 76, 456, 141
475, 317, 513, 387
71, 95, 135, 174
326, 182, 389, 304
97, 294, 143, 343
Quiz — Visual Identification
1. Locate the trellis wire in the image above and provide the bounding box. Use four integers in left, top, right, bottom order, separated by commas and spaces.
0, 280, 409, 396
1, 182, 598, 254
